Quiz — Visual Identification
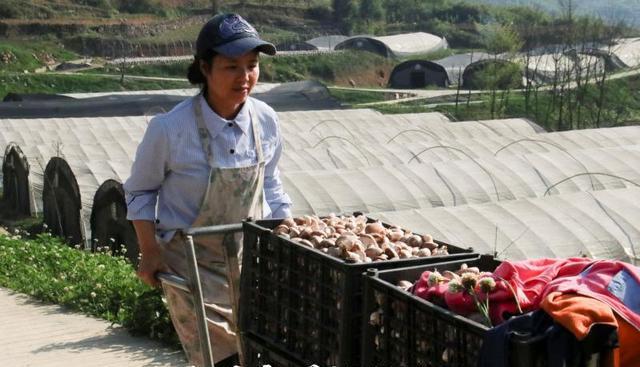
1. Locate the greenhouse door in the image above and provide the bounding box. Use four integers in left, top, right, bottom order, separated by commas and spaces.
411, 71, 426, 88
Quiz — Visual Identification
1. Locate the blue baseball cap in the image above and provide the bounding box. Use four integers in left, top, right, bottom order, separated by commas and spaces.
196, 13, 276, 58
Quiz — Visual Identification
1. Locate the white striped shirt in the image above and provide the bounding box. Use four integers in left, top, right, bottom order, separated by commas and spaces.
124, 95, 292, 237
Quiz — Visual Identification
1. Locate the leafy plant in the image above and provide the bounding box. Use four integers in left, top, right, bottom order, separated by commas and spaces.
0, 230, 179, 346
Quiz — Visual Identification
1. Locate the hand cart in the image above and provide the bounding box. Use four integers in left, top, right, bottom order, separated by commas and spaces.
157, 222, 246, 367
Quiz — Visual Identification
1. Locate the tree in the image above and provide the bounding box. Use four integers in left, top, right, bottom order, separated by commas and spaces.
360, 0, 384, 23
211, 0, 220, 14
479, 23, 523, 118
333, 0, 356, 33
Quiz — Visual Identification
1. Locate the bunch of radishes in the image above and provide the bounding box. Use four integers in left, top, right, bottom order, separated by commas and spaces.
411, 264, 501, 326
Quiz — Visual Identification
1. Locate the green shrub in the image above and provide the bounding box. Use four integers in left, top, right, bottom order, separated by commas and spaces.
0, 73, 191, 100
0, 231, 179, 346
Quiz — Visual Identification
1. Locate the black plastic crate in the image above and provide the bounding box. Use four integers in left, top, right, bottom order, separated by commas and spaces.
361, 256, 610, 367
239, 217, 477, 367
244, 333, 305, 367
361, 255, 500, 367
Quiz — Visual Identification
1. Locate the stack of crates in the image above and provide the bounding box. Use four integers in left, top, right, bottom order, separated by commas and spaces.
239, 217, 476, 367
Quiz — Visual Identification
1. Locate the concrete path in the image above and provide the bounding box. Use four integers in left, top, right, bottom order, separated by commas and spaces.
0, 287, 190, 367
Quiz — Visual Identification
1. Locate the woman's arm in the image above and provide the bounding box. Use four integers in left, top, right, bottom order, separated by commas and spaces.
124, 117, 170, 286
264, 128, 292, 218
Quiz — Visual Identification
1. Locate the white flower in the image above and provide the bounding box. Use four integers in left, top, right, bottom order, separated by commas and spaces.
90, 292, 97, 298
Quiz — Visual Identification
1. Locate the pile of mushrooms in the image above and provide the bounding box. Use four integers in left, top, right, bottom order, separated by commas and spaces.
274, 214, 449, 263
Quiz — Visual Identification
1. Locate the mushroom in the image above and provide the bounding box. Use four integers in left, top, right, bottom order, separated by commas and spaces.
416, 248, 432, 257
365, 222, 386, 235
273, 224, 290, 235
358, 233, 377, 248
281, 217, 296, 227
365, 246, 384, 259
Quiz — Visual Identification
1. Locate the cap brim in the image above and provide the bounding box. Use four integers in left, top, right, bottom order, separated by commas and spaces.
213, 37, 276, 58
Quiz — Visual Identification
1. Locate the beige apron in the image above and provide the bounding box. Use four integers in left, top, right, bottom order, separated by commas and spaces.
160, 96, 264, 366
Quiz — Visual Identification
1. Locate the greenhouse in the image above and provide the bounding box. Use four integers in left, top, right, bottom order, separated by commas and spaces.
607, 37, 640, 69
433, 52, 493, 86
388, 60, 450, 88
335, 32, 448, 58
282, 146, 640, 216
0, 108, 637, 273
372, 187, 640, 264
305, 35, 349, 50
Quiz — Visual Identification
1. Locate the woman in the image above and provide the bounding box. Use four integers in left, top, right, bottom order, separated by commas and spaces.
124, 13, 292, 366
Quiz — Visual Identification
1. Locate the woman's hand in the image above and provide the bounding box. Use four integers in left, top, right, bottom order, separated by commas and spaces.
137, 244, 165, 287
132, 220, 165, 287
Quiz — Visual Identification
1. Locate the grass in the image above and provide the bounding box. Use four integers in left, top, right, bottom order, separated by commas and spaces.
328, 88, 396, 105
260, 51, 394, 85
81, 61, 191, 78
131, 22, 202, 45
81, 50, 394, 87
0, 40, 78, 73
371, 74, 640, 129
0, 72, 191, 99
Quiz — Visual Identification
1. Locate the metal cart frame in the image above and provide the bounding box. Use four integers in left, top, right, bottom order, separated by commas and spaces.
157, 222, 246, 367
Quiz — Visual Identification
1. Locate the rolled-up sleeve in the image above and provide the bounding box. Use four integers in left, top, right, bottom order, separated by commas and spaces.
264, 129, 292, 218
124, 117, 169, 221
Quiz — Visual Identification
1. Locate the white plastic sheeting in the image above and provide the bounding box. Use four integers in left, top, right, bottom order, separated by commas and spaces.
0, 116, 146, 171
335, 32, 448, 58
7, 143, 137, 215
1, 110, 639, 265
607, 38, 640, 68
279, 125, 640, 171
305, 35, 349, 51
284, 147, 640, 216
281, 118, 543, 150
371, 188, 640, 263
369, 32, 449, 58
522, 53, 604, 83
0, 116, 146, 214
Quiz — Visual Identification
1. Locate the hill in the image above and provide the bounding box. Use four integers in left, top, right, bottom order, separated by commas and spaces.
475, 0, 640, 27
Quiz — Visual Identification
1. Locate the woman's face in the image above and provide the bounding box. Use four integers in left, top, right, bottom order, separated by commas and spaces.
202, 50, 260, 113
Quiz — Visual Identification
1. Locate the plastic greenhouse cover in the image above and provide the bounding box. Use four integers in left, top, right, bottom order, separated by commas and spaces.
281, 118, 543, 150
371, 32, 449, 57
284, 146, 640, 216
370, 187, 640, 264
608, 37, 640, 68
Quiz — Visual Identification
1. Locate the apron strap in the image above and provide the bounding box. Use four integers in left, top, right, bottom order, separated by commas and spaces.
193, 95, 265, 167
193, 96, 216, 168
248, 101, 264, 164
